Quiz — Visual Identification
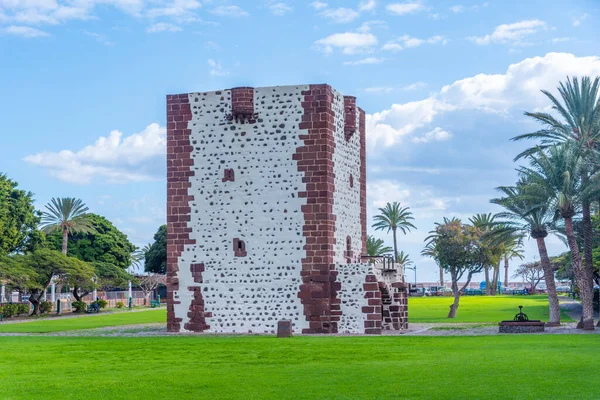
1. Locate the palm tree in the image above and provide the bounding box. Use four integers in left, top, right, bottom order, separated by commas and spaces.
520, 144, 600, 329
366, 235, 393, 257
395, 251, 413, 267
130, 244, 151, 271
491, 179, 562, 326
40, 198, 94, 255
500, 235, 525, 288
513, 76, 600, 325
421, 242, 444, 285
469, 213, 500, 295
372, 202, 416, 263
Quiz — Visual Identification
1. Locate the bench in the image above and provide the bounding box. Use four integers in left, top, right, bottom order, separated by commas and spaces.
150, 300, 161, 308
512, 289, 529, 296
86, 303, 100, 314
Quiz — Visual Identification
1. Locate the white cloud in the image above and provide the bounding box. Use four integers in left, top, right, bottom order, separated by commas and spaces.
403, 82, 426, 91
411, 127, 452, 143
368, 179, 449, 222
309, 1, 328, 10
320, 7, 359, 23
450, 3, 487, 13
359, 0, 376, 11
146, 0, 202, 22
314, 31, 377, 54
382, 42, 403, 51
268, 2, 292, 16
83, 31, 115, 45
386, 2, 425, 16
343, 57, 384, 65
210, 5, 249, 17
1, 25, 49, 37
0, 0, 149, 25
146, 22, 181, 33
572, 13, 588, 27
468, 19, 547, 46
24, 123, 167, 184
367, 52, 600, 147
208, 59, 229, 76
383, 34, 447, 51
551, 37, 570, 43
357, 20, 386, 33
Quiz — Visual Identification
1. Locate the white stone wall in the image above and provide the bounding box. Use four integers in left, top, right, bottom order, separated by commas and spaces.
172, 85, 311, 333
332, 90, 363, 265
337, 263, 371, 333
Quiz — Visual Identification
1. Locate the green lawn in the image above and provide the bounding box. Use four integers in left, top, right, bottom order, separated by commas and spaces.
0, 335, 598, 399
0, 309, 166, 333
409, 295, 574, 323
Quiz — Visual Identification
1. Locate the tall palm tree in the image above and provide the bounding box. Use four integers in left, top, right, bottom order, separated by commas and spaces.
366, 236, 393, 257
40, 198, 94, 255
372, 202, 416, 263
500, 235, 525, 288
491, 179, 562, 326
513, 76, 600, 324
519, 144, 600, 329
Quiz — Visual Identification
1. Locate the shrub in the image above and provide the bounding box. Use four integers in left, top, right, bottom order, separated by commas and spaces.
115, 301, 125, 309
97, 299, 108, 309
72, 301, 87, 313
40, 301, 53, 314
16, 303, 29, 316
2, 303, 18, 318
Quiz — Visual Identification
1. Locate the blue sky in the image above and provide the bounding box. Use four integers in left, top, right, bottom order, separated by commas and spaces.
1, 0, 599, 282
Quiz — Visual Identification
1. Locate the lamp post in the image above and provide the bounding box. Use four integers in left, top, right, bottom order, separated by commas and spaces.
405, 265, 417, 285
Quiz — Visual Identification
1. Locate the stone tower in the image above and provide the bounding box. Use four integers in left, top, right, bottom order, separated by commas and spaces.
166, 84, 408, 334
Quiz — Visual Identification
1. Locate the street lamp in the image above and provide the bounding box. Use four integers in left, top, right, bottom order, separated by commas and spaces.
405, 265, 417, 285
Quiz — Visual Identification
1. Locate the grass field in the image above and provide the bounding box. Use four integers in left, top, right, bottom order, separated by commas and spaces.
409, 295, 574, 323
0, 335, 598, 399
0, 309, 166, 333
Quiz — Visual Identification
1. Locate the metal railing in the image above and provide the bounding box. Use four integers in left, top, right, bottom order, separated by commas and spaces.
360, 255, 397, 272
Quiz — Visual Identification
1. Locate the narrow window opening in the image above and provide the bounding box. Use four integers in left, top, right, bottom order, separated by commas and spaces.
222, 168, 235, 182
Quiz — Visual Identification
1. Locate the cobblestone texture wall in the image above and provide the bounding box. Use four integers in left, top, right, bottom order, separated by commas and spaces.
166, 84, 406, 334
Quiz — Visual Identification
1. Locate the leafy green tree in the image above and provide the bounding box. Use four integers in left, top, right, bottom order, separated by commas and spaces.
520, 144, 600, 329
491, 180, 562, 325
423, 218, 480, 318
40, 197, 94, 254
0, 174, 41, 255
372, 202, 416, 263
14, 250, 95, 314
144, 225, 167, 274
514, 262, 545, 293
366, 235, 393, 257
0, 254, 36, 295
70, 261, 132, 302
45, 214, 135, 269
